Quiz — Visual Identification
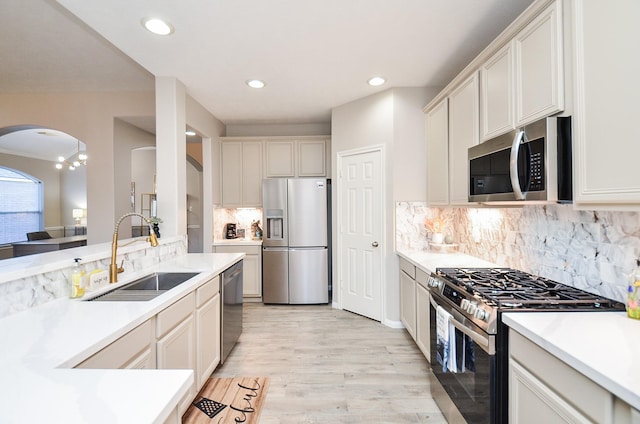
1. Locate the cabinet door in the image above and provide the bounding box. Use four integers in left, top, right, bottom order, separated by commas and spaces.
572, 0, 640, 205
514, 0, 563, 126
196, 292, 221, 389
510, 360, 592, 424
214, 245, 262, 298
448, 72, 479, 205
265, 140, 295, 178
221, 142, 243, 207
157, 315, 196, 415
481, 42, 514, 140
298, 139, 326, 177
242, 142, 263, 206
399, 270, 416, 339
415, 283, 430, 361
425, 98, 449, 206
242, 251, 262, 298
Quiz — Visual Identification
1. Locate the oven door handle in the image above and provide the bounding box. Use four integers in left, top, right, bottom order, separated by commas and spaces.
430, 295, 495, 355
448, 316, 494, 355
509, 130, 526, 200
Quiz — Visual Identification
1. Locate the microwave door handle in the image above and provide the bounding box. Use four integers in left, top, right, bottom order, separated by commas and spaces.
510, 130, 526, 200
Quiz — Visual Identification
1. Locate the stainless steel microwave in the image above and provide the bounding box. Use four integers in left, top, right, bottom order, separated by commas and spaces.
468, 116, 572, 203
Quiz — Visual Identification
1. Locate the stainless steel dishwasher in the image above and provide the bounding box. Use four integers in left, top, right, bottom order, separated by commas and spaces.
221, 260, 243, 363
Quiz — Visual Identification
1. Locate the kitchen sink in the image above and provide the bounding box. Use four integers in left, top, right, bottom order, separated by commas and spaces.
88, 272, 199, 302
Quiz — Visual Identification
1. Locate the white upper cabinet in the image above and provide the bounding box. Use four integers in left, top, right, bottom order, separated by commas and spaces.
220, 140, 263, 207
481, 42, 514, 140
264, 137, 329, 178
514, 0, 564, 126
480, 0, 564, 141
297, 139, 327, 177
264, 140, 295, 177
425, 98, 449, 206
448, 72, 480, 205
571, 0, 640, 206
425, 73, 479, 207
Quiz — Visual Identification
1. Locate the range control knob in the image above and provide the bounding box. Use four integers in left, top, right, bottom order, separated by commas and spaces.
467, 302, 477, 315
474, 308, 488, 321
429, 277, 442, 289
460, 299, 470, 310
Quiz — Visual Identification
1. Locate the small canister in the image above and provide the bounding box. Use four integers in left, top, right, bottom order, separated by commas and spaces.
627, 259, 640, 320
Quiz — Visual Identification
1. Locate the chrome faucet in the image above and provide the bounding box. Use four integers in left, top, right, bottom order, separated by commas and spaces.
110, 212, 159, 283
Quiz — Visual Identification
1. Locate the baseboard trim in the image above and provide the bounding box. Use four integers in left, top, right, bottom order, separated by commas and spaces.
383, 319, 404, 329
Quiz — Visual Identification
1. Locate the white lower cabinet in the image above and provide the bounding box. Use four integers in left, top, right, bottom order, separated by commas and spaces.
415, 276, 430, 361
399, 256, 431, 363
509, 330, 613, 424
399, 258, 416, 339
157, 292, 197, 416
214, 244, 262, 299
75, 274, 225, 422
195, 276, 221, 388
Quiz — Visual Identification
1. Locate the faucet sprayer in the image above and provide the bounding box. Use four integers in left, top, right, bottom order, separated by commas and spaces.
110, 212, 159, 283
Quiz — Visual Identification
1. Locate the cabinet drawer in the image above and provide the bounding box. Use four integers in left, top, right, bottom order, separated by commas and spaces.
415, 268, 430, 288
76, 319, 154, 369
399, 257, 416, 279
196, 276, 220, 308
157, 292, 195, 338
215, 244, 261, 255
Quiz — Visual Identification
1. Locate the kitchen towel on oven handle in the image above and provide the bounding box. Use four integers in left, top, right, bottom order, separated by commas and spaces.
436, 305, 459, 373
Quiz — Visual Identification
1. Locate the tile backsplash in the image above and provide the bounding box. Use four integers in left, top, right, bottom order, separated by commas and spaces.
213, 208, 263, 240
0, 237, 187, 319
396, 202, 640, 303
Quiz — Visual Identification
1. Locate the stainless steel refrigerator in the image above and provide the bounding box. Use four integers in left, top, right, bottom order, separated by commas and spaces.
262, 178, 329, 304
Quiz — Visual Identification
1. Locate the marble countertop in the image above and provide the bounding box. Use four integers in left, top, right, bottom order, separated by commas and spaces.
396, 247, 500, 273
213, 238, 263, 246
0, 252, 243, 424
503, 312, 640, 410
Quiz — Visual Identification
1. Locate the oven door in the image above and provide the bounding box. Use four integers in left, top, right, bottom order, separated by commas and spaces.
429, 291, 497, 424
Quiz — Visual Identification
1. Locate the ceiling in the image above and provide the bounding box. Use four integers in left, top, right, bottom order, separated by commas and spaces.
0, 0, 536, 160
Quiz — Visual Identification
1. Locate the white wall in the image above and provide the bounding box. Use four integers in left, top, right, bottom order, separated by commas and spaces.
226, 122, 330, 137
392, 87, 441, 202
114, 119, 156, 236
60, 163, 86, 226
185, 94, 226, 252
331, 87, 437, 325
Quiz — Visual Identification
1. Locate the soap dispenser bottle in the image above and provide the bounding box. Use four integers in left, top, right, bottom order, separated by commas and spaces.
70, 258, 86, 299
627, 259, 640, 320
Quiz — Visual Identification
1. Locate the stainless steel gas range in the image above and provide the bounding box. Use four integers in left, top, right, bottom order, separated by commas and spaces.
427, 267, 625, 424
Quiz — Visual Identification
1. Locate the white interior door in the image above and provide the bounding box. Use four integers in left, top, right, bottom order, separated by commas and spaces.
339, 149, 382, 321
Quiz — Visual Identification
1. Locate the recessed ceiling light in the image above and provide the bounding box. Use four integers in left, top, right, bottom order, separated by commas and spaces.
246, 79, 266, 89
185, 130, 196, 136
142, 18, 174, 35
367, 76, 386, 86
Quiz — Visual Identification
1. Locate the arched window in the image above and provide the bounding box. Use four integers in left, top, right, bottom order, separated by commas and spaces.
0, 167, 43, 244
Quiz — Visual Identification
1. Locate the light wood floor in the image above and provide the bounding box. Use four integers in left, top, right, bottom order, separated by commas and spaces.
212, 303, 448, 423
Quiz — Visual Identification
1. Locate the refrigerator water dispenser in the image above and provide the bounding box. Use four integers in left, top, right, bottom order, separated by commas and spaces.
266, 209, 284, 240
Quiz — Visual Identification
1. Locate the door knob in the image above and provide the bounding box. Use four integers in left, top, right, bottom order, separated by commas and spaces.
372, 241, 379, 247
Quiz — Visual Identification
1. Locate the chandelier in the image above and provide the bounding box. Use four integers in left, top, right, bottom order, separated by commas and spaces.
55, 139, 87, 171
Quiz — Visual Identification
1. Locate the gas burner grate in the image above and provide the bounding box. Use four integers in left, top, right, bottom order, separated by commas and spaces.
436, 267, 626, 311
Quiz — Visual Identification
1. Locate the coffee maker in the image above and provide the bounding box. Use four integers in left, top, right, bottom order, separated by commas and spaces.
224, 223, 237, 239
